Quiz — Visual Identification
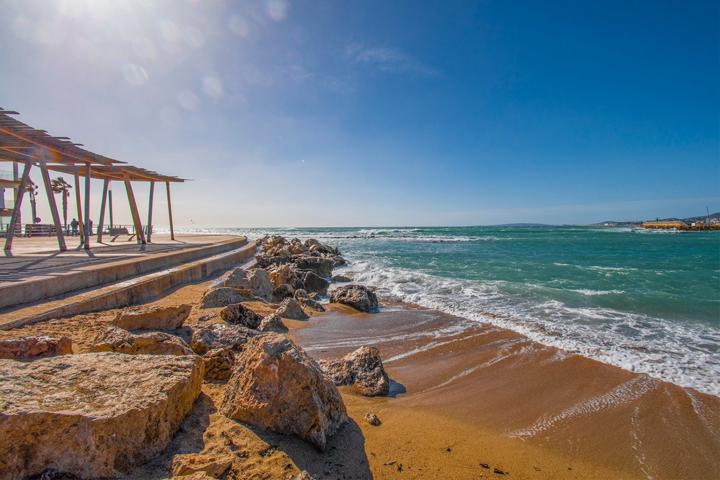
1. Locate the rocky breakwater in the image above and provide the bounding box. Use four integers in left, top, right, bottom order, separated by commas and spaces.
0, 353, 204, 479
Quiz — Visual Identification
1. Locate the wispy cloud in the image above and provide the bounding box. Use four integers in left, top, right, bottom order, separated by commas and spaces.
345, 43, 440, 77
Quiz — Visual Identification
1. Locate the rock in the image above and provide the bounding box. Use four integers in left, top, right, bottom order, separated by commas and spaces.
331, 274, 352, 283
276, 298, 309, 320
272, 283, 295, 300
219, 303, 263, 329
112, 304, 191, 331
364, 413, 381, 426
318, 346, 390, 396
0, 336, 72, 360
330, 285, 379, 313
258, 313, 288, 333
201, 287, 255, 308
0, 353, 203, 479
302, 271, 330, 294
304, 238, 339, 256
292, 255, 334, 277
331, 255, 347, 267
222, 268, 273, 301
89, 327, 193, 356
220, 334, 348, 450
172, 453, 233, 478
295, 471, 316, 480
294, 290, 326, 313
173, 472, 216, 480
190, 324, 259, 355
203, 348, 236, 381
269, 264, 304, 290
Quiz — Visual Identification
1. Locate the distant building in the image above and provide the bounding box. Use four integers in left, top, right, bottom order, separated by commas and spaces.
642, 220, 689, 230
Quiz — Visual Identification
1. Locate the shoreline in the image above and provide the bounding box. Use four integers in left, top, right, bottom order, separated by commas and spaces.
0, 235, 717, 479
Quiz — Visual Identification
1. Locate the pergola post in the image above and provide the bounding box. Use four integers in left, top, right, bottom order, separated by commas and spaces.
39, 160, 67, 252
83, 163, 91, 250
109, 189, 114, 229
165, 181, 175, 241
73, 172, 85, 244
146, 181, 155, 242
4, 161, 31, 252
97, 179, 110, 243
124, 176, 146, 245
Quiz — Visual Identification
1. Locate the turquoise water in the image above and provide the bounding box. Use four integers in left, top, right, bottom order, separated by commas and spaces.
180, 226, 720, 394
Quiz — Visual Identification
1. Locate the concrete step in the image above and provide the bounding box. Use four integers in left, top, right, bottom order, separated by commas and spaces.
0, 237, 248, 311
0, 242, 256, 330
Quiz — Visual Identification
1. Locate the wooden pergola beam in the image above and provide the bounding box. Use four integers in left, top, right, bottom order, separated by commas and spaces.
166, 181, 175, 241
147, 181, 155, 242
124, 175, 146, 245
39, 160, 67, 252
4, 161, 31, 252
97, 179, 109, 243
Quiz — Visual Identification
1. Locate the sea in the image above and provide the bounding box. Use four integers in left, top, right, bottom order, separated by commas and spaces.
176, 226, 720, 396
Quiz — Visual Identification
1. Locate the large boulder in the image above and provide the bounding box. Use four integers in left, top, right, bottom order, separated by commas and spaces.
190, 324, 259, 355
112, 304, 191, 331
0, 336, 72, 360
330, 285, 379, 313
318, 346, 390, 396
272, 283, 295, 300
331, 274, 352, 283
202, 348, 236, 382
269, 264, 304, 290
294, 290, 325, 313
292, 255, 334, 277
222, 268, 273, 301
0, 353, 204, 479
89, 327, 193, 356
302, 271, 330, 294
276, 298, 309, 320
220, 334, 348, 450
219, 303, 263, 329
258, 313, 289, 333
201, 287, 254, 308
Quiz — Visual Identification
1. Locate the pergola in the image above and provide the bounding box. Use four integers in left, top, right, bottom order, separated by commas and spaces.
0, 107, 185, 252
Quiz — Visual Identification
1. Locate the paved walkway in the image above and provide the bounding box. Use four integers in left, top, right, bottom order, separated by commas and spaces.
0, 234, 236, 286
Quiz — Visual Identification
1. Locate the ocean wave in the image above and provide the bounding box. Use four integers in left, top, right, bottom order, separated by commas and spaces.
336, 257, 720, 396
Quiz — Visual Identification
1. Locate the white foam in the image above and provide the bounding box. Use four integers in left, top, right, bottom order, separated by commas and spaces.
338, 257, 720, 396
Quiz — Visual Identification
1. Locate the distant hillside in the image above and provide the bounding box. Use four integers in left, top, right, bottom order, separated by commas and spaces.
594, 212, 720, 227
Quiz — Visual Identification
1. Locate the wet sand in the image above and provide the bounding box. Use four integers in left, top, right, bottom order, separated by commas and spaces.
292, 303, 720, 480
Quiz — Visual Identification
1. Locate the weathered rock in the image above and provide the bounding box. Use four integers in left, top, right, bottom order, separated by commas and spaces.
112, 304, 191, 331
222, 268, 273, 301
0, 353, 204, 479
293, 255, 334, 277
331, 274, 352, 283
258, 313, 289, 333
269, 264, 304, 290
220, 334, 348, 450
331, 255, 347, 267
294, 290, 326, 313
330, 285, 379, 313
190, 324, 259, 355
0, 336, 72, 360
302, 271, 330, 294
172, 453, 233, 478
219, 303, 263, 329
201, 287, 255, 308
276, 298, 309, 320
89, 327, 193, 356
318, 346, 390, 396
272, 283, 295, 300
296, 471, 316, 480
364, 413, 381, 426
304, 238, 339, 256
202, 348, 236, 381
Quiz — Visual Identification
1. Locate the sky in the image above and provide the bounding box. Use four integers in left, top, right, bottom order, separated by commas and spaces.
0, 0, 718, 227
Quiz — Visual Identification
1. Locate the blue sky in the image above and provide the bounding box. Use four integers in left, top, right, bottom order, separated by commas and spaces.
0, 0, 718, 226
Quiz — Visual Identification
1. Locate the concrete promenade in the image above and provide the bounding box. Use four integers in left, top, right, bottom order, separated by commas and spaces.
0, 234, 255, 328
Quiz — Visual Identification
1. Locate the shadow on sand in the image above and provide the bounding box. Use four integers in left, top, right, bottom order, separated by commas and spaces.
247, 419, 373, 479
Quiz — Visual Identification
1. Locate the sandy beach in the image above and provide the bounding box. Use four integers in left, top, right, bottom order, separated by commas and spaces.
2, 263, 717, 479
